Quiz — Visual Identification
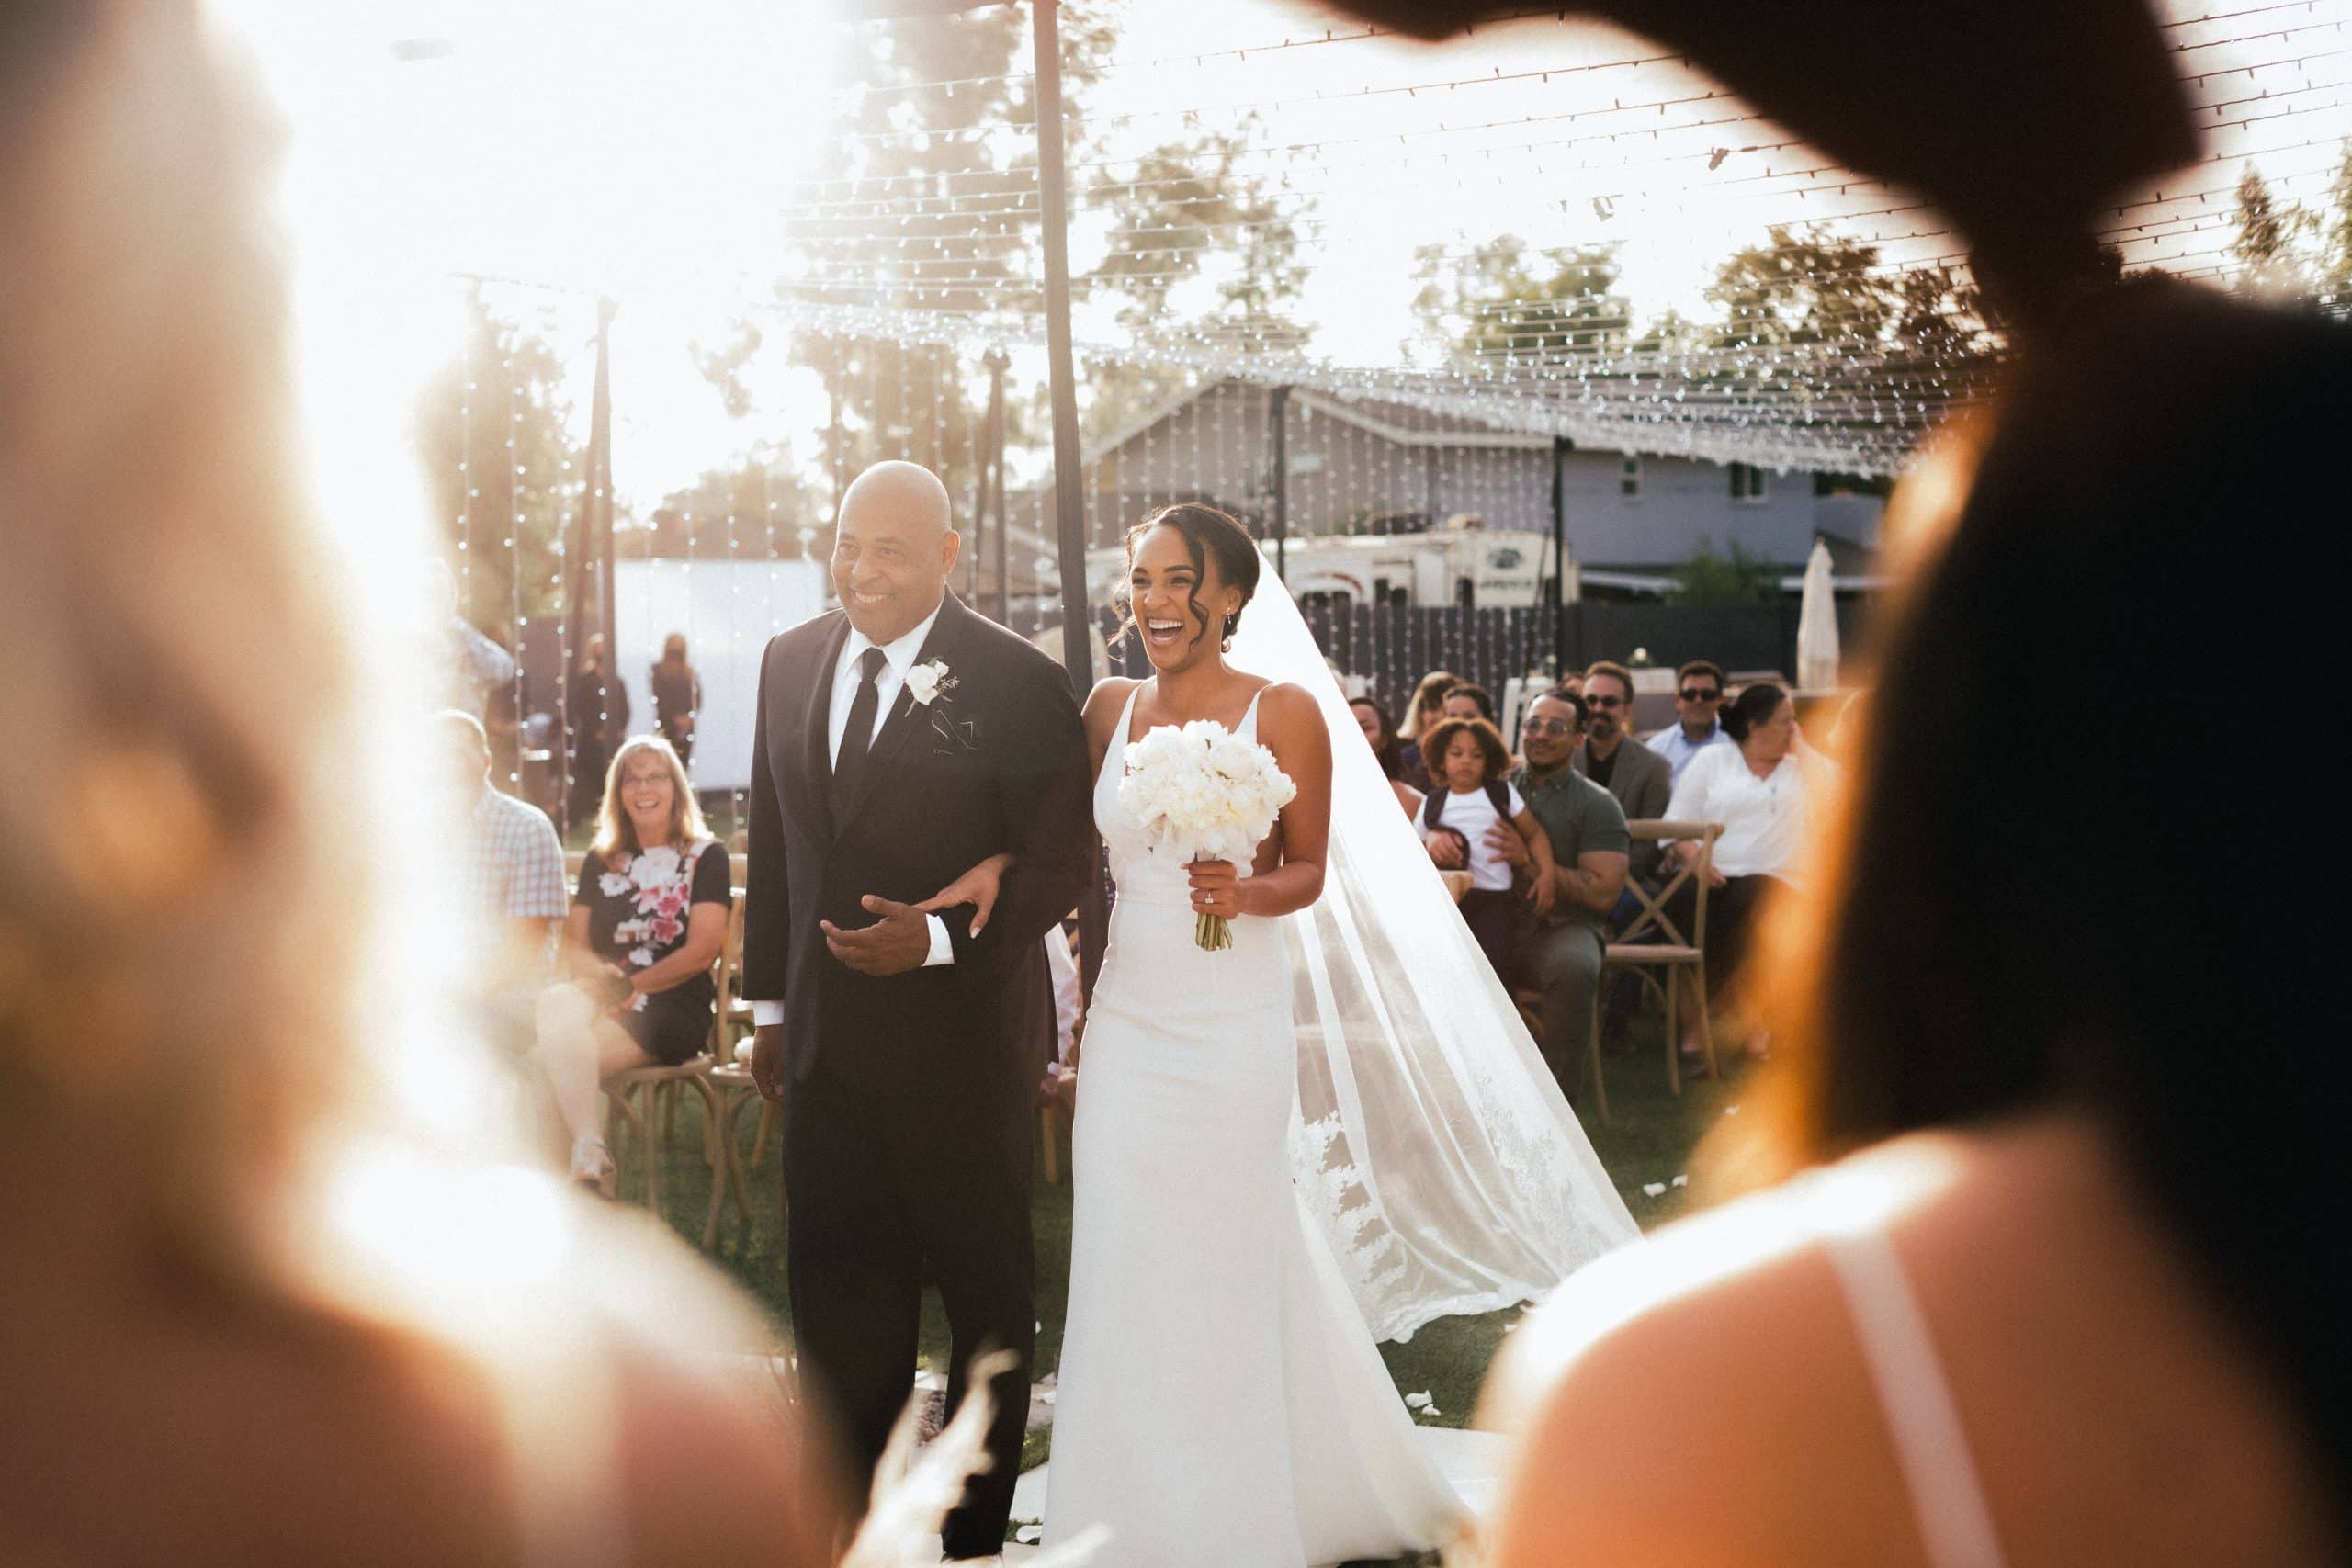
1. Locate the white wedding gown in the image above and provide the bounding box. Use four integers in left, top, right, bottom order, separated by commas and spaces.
1041, 685, 1464, 1567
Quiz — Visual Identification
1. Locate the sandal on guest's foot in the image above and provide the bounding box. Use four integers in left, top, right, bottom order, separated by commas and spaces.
569, 1134, 616, 1195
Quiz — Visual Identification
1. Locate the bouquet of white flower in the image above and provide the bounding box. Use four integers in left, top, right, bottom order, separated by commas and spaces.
1117, 718, 1297, 951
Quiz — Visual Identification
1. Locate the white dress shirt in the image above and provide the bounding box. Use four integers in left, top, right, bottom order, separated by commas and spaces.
751, 601, 953, 1030
1645, 716, 1734, 786
1660, 741, 1820, 880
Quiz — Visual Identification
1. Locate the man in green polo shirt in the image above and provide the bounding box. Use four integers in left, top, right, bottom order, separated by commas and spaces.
1493, 688, 1630, 1095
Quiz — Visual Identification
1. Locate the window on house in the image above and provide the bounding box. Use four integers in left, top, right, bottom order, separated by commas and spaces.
1620, 455, 1642, 499
1728, 462, 1770, 503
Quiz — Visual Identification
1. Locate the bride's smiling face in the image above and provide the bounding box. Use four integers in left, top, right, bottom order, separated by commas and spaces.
1128, 524, 1240, 672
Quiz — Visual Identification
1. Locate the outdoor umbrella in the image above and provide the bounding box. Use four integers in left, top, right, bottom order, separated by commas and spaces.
1796, 537, 1840, 692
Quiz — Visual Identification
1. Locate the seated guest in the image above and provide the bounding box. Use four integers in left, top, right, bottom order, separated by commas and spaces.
1572, 661, 1671, 875
1396, 669, 1460, 792
437, 710, 566, 1048
1659, 682, 1825, 1062
1479, 289, 2346, 1568
1645, 658, 1732, 784
1417, 715, 1555, 978
533, 736, 731, 1189
1351, 694, 1423, 817
1442, 681, 1498, 724
1489, 690, 1631, 1091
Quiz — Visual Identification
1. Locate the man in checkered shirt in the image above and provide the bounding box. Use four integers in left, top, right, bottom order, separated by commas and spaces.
436, 711, 566, 1045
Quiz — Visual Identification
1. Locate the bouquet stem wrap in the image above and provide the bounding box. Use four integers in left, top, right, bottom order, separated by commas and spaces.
1117, 718, 1297, 955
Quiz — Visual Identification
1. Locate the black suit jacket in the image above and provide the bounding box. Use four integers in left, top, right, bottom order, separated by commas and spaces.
743, 592, 1095, 1097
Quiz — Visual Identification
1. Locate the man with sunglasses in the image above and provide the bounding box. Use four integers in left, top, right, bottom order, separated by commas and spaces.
1647, 659, 1733, 785
1572, 662, 1672, 872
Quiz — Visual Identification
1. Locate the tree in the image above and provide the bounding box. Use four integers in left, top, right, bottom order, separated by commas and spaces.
2231, 164, 2306, 297
2316, 141, 2352, 311
633, 446, 820, 559
1079, 120, 1313, 447
413, 288, 578, 637
1409, 235, 1631, 361
1706, 224, 1896, 350
1668, 538, 1778, 605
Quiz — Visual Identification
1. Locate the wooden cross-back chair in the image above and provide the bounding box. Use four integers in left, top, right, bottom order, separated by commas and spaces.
1511, 819, 1722, 1127
1604, 820, 1723, 1106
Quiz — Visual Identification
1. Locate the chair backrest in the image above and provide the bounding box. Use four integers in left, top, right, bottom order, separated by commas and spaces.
709, 889, 748, 1056
1613, 820, 1723, 950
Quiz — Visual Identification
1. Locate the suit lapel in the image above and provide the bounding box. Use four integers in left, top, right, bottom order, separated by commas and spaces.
805, 614, 852, 818
833, 592, 968, 840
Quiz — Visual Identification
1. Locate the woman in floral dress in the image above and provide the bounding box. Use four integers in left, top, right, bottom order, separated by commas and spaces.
532, 735, 732, 1189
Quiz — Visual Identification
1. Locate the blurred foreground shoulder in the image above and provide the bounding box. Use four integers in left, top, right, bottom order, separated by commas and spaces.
1478, 1184, 1872, 1563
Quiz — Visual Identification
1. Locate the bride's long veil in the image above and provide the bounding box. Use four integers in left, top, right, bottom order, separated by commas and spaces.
1227, 551, 1641, 1341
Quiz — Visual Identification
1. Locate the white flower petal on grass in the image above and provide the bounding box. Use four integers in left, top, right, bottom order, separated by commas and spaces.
1403, 1391, 1433, 1410
1671, 1175, 1690, 1188
1642, 1182, 1668, 1197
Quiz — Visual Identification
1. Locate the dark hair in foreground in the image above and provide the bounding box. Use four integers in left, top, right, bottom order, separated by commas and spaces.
1122, 502, 1260, 651
1720, 682, 1787, 742
1761, 285, 2352, 1510
1418, 715, 1510, 784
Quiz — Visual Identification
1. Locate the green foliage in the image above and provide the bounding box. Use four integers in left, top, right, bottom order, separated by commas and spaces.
1668, 538, 1779, 605
635, 446, 820, 559
2319, 142, 2352, 310
1411, 235, 1631, 360
2231, 164, 2307, 296
412, 288, 577, 637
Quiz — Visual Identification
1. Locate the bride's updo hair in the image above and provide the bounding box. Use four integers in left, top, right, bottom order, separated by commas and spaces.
1124, 502, 1261, 650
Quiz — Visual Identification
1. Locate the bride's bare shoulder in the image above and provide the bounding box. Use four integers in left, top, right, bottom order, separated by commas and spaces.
1083, 677, 1142, 746
1251, 682, 1328, 741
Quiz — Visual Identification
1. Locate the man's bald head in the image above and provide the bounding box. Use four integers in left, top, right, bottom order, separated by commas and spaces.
831, 461, 960, 644
839, 460, 953, 538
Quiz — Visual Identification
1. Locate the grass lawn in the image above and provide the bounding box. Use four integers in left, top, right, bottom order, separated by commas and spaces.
616, 1015, 1755, 1454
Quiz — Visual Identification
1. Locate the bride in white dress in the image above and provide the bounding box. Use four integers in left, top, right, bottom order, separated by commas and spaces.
1042, 504, 1463, 1565
1039, 502, 1640, 1565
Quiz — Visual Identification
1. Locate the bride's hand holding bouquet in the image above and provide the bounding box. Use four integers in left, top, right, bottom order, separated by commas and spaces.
1119, 718, 1296, 950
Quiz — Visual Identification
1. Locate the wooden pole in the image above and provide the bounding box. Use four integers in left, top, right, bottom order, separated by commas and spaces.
1033, 0, 1091, 694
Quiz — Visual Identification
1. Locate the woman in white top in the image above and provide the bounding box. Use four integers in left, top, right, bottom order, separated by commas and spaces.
1658, 682, 1823, 1062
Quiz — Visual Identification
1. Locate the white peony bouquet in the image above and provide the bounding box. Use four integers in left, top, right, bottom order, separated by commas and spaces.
1118, 718, 1297, 951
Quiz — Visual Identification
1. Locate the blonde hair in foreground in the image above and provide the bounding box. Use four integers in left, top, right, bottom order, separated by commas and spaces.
0, 0, 373, 1286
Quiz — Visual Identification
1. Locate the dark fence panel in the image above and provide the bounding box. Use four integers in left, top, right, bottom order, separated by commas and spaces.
1094, 597, 1873, 717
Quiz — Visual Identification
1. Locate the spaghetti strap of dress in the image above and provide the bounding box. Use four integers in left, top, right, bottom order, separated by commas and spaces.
1818, 1219, 2008, 1568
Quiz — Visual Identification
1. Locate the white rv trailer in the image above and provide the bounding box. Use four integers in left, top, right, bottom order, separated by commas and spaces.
1083, 518, 1576, 611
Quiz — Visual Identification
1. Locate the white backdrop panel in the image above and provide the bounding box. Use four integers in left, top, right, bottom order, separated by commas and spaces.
614, 559, 830, 795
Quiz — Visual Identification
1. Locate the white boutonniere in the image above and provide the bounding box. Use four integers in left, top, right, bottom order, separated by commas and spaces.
904, 658, 958, 708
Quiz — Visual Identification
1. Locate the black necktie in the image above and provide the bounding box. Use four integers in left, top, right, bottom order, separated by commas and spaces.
831, 646, 889, 805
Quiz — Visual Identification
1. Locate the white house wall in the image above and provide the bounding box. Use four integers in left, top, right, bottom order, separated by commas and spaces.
1080, 381, 1823, 570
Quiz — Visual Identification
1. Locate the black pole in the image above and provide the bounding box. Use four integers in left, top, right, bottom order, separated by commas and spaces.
1033, 0, 1091, 694
1548, 434, 1572, 680
1269, 385, 1292, 581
